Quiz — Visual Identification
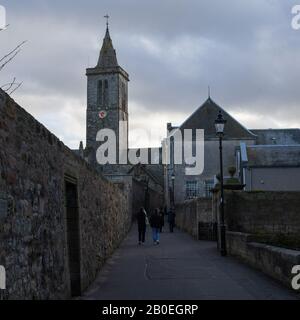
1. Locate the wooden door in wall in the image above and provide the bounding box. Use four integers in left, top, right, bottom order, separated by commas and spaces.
65, 179, 81, 297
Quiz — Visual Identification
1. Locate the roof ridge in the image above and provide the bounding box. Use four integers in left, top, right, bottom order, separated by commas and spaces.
177, 98, 256, 138
250, 128, 300, 131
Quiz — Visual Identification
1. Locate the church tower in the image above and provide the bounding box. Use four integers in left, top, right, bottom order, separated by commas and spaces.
86, 20, 129, 171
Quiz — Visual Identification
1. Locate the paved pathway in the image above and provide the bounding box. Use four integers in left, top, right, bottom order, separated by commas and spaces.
82, 224, 298, 300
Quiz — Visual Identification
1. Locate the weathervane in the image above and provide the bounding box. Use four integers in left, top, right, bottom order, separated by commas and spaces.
104, 14, 110, 28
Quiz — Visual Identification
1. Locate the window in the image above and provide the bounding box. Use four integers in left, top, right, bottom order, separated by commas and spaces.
204, 179, 214, 198
236, 150, 241, 177
122, 82, 127, 111
104, 80, 109, 106
97, 80, 103, 107
186, 181, 199, 199
170, 136, 174, 167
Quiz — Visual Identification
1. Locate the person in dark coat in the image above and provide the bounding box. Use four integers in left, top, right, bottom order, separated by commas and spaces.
149, 208, 161, 245
168, 207, 176, 233
159, 207, 165, 233
137, 207, 148, 245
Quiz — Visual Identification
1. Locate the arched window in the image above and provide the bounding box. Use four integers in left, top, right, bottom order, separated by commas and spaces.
122, 82, 127, 111
104, 80, 109, 107
97, 80, 103, 107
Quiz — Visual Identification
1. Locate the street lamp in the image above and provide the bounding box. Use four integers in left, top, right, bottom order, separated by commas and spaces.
171, 173, 175, 207
215, 111, 227, 257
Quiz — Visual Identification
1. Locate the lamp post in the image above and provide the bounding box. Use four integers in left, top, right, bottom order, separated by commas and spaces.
171, 173, 175, 208
215, 111, 227, 257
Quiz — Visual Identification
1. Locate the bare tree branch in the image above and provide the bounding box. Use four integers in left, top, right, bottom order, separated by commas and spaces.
0, 26, 26, 95
1, 78, 22, 95
0, 40, 27, 72
1, 77, 16, 91
0, 24, 9, 32
0, 40, 26, 64
8, 82, 22, 95
0, 49, 22, 71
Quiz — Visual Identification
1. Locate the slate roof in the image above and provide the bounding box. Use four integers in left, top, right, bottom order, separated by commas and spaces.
179, 98, 256, 140
127, 163, 164, 187
246, 145, 300, 167
250, 129, 300, 145
145, 164, 164, 186
86, 26, 129, 80
97, 27, 118, 68
128, 148, 164, 186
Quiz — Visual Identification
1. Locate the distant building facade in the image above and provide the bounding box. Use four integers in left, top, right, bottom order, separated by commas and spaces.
237, 143, 300, 191
166, 101, 300, 204
166, 98, 256, 205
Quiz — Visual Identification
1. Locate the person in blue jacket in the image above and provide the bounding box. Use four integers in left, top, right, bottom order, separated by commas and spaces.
149, 208, 162, 245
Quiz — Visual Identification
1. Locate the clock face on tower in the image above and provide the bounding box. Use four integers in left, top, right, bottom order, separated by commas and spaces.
99, 111, 107, 119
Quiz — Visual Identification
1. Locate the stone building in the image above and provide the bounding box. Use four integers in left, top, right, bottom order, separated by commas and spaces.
166, 97, 256, 205
237, 143, 300, 191
166, 99, 300, 205
75, 24, 164, 212
85, 24, 129, 174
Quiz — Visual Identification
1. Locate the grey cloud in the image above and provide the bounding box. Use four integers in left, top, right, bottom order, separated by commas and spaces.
1, 0, 300, 148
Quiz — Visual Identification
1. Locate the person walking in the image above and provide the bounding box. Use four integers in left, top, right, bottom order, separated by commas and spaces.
137, 207, 148, 245
149, 208, 161, 245
168, 207, 176, 233
159, 207, 165, 233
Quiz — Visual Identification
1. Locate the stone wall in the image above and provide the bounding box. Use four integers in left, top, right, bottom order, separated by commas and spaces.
227, 231, 300, 291
224, 191, 300, 235
176, 198, 214, 240
215, 190, 300, 288
0, 90, 132, 300
176, 190, 300, 242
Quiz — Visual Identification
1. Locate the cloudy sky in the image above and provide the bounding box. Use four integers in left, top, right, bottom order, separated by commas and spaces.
1, 0, 300, 148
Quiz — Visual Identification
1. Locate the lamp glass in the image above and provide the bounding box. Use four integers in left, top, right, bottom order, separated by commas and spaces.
215, 111, 226, 135
215, 123, 225, 134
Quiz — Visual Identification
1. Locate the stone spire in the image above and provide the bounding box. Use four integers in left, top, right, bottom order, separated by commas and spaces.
97, 24, 118, 68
